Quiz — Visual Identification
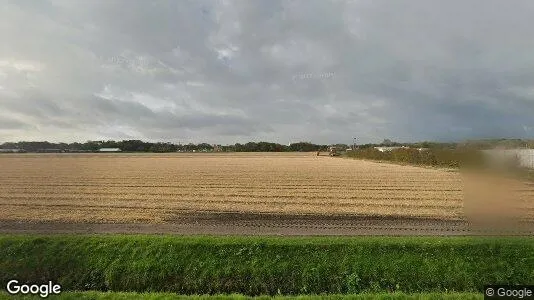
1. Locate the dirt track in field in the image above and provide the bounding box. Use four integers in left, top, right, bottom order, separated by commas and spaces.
2, 213, 534, 235
1, 152, 534, 235
0, 215, 473, 235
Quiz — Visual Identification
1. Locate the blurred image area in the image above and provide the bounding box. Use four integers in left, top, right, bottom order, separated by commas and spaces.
462, 149, 534, 234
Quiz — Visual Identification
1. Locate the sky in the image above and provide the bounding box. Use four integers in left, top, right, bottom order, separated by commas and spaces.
1, 0, 534, 145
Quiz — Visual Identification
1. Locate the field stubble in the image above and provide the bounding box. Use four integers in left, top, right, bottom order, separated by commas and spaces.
0, 152, 533, 231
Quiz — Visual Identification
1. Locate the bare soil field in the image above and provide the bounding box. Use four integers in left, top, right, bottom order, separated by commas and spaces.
1, 152, 533, 235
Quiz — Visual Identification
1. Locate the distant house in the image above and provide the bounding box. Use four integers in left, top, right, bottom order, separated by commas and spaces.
99, 148, 122, 152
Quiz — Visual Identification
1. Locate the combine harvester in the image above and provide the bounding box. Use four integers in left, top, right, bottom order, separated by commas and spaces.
328, 146, 340, 156
316, 146, 341, 157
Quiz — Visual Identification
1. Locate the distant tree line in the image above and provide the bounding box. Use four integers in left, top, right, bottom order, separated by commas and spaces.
357, 138, 534, 151
1, 138, 532, 153
0, 140, 341, 153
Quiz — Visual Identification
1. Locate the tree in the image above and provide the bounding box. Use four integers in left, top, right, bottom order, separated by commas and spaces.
382, 139, 393, 146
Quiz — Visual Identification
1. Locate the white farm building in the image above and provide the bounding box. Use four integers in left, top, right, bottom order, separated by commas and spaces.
374, 146, 407, 152
0, 149, 25, 153
98, 148, 122, 152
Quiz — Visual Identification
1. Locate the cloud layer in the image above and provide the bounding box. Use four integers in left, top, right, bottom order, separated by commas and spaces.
1, 0, 534, 144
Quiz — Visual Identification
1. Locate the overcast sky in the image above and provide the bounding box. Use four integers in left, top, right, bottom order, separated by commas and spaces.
1, 0, 534, 144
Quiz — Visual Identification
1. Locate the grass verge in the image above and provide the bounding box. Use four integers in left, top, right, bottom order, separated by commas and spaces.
344, 148, 534, 183
0, 235, 532, 295
343, 148, 483, 169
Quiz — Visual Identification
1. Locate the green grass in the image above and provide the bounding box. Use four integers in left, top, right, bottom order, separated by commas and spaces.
0, 291, 483, 299
0, 235, 532, 295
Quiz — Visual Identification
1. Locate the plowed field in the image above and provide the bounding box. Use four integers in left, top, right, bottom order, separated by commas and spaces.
1, 152, 533, 235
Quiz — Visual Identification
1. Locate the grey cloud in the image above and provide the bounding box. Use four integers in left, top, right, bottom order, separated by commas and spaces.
0, 117, 34, 130
1, 0, 534, 143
